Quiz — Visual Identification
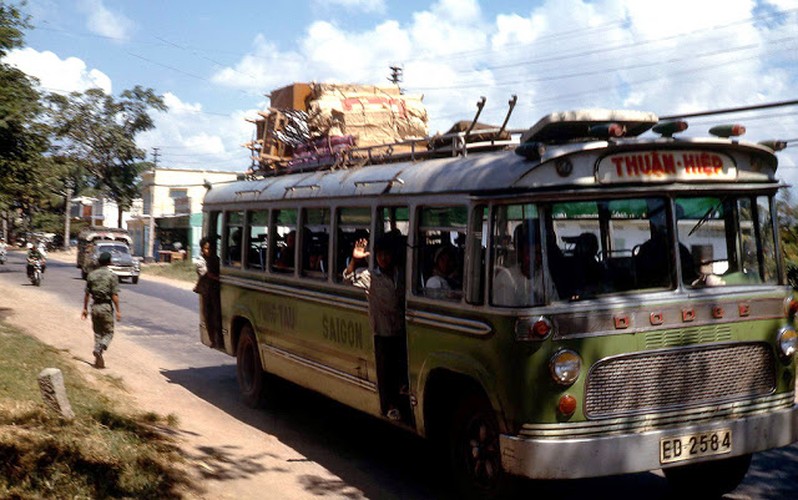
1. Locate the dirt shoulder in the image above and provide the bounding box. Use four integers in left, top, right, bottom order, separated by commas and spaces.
3, 250, 362, 499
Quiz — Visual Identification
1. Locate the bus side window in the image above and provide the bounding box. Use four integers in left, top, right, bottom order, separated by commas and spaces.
302, 208, 330, 280
246, 210, 268, 271
224, 211, 244, 267
272, 209, 297, 273
335, 207, 371, 284
416, 206, 466, 302
380, 206, 410, 269
207, 211, 222, 259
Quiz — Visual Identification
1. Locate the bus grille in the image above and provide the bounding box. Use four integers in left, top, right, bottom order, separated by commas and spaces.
584, 343, 776, 419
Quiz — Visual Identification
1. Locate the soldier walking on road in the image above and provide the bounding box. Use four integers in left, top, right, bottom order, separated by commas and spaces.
81, 252, 121, 368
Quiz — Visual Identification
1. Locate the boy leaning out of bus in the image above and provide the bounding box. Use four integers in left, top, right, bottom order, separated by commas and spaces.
343, 233, 409, 422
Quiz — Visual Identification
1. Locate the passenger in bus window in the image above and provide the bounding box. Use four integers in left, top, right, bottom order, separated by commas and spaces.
493, 222, 557, 306
343, 233, 410, 423
227, 228, 242, 265
425, 245, 460, 300
274, 230, 296, 271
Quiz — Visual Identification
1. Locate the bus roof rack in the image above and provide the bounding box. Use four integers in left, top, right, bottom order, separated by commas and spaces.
520, 109, 659, 144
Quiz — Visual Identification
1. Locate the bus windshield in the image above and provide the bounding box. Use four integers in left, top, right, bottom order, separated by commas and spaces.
492, 195, 778, 304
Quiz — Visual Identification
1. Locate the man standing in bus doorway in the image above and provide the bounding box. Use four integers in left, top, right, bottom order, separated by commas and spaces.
195, 237, 223, 348
81, 252, 121, 369
344, 232, 410, 422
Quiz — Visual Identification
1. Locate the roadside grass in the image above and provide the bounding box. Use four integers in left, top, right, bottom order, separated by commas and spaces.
140, 259, 197, 283
0, 322, 194, 499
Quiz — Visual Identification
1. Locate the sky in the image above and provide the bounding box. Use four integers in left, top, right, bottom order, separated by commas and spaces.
4, 0, 798, 184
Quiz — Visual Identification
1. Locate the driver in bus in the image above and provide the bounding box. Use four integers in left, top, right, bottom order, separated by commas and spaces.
635, 203, 697, 288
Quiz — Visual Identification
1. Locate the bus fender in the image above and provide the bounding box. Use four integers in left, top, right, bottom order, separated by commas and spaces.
229, 302, 258, 353
416, 351, 509, 437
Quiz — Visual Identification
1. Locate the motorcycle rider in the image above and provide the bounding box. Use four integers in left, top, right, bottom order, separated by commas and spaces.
0, 237, 7, 263
37, 240, 48, 259
26, 242, 46, 278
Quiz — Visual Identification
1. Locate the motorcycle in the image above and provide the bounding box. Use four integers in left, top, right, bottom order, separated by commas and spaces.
28, 259, 43, 286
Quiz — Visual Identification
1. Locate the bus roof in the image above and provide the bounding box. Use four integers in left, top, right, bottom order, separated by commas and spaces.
203, 110, 781, 207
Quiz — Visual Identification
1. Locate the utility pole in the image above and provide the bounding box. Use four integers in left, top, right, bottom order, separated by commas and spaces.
388, 65, 404, 94
147, 147, 160, 262
63, 184, 72, 250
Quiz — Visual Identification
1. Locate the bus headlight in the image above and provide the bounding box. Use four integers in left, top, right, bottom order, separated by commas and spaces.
549, 349, 582, 386
777, 326, 798, 358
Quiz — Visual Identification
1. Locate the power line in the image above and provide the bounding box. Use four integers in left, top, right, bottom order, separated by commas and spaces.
661, 99, 798, 120
29, 6, 797, 96
409, 36, 797, 92
401, 7, 798, 69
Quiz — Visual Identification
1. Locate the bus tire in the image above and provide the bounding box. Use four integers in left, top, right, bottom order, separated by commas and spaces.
132, 276, 139, 284
664, 453, 751, 497
448, 393, 514, 499
236, 324, 266, 408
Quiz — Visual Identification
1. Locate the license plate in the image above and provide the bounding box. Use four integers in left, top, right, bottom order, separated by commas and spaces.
660, 428, 732, 464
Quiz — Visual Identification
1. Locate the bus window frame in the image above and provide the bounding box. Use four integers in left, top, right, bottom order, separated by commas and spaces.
223, 210, 245, 268
206, 210, 222, 259
414, 204, 468, 303
245, 209, 269, 272
334, 205, 373, 284
375, 205, 410, 290
300, 206, 331, 281
466, 204, 488, 305
270, 207, 298, 275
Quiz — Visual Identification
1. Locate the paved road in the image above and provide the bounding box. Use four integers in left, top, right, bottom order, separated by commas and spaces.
2, 249, 797, 499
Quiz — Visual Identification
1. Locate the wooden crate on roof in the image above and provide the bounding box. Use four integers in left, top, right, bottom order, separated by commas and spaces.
269, 83, 313, 111
257, 109, 289, 164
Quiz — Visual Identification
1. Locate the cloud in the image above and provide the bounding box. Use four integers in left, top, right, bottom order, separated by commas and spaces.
77, 0, 134, 41
313, 0, 386, 14
137, 93, 254, 171
3, 47, 112, 94
17, 0, 796, 179
204, 0, 797, 179
2, 45, 251, 171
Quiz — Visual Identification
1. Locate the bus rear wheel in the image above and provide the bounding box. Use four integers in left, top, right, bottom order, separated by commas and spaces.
664, 453, 751, 497
236, 324, 266, 408
448, 393, 514, 499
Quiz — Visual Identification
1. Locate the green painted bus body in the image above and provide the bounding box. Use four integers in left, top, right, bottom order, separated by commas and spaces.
200, 110, 797, 485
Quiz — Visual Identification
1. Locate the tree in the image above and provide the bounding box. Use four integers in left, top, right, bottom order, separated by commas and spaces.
46, 86, 168, 227
0, 2, 50, 239
775, 189, 798, 290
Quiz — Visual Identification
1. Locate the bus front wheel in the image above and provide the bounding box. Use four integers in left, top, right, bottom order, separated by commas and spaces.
664, 453, 751, 497
448, 393, 514, 499
236, 324, 266, 408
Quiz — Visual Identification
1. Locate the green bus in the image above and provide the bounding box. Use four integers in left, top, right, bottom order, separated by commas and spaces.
201, 109, 798, 497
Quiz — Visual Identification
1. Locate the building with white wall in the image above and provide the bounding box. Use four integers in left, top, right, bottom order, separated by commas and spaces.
70, 197, 142, 229
127, 167, 241, 259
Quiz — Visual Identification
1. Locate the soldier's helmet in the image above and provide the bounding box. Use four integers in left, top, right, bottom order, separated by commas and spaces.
98, 252, 112, 266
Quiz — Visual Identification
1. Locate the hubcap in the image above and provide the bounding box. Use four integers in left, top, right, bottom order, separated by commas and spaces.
466, 418, 499, 487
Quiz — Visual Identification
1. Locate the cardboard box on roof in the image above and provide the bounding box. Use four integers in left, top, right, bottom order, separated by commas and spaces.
270, 83, 313, 110
305, 83, 428, 147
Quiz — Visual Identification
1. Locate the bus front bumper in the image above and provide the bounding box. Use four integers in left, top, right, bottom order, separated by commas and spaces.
500, 404, 798, 479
